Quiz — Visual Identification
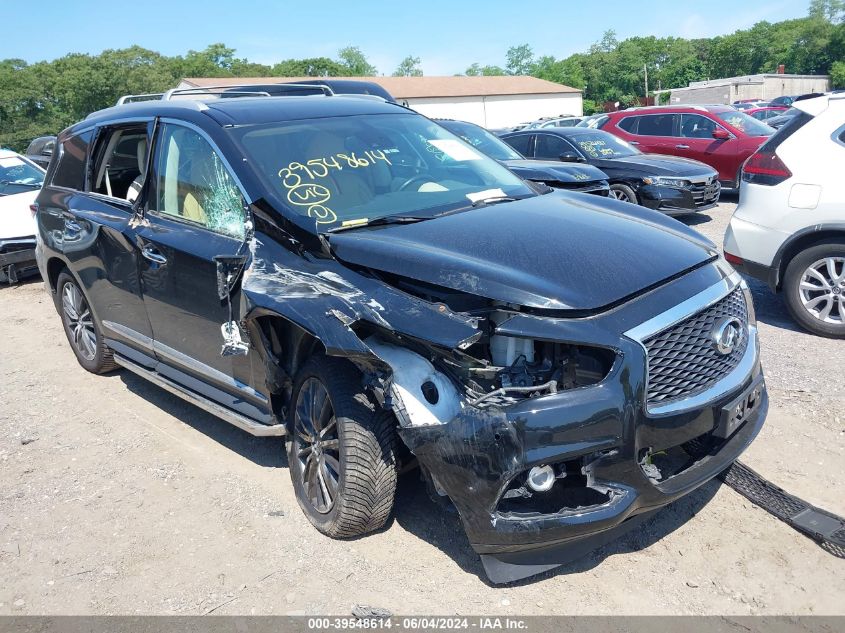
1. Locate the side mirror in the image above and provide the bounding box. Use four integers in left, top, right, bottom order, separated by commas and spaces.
559, 151, 583, 162
712, 128, 731, 140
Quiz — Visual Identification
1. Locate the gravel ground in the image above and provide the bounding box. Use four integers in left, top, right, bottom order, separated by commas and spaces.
1, 197, 843, 615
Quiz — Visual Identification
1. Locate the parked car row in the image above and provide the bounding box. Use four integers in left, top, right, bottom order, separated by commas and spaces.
30, 85, 771, 584
500, 127, 720, 214
573, 105, 773, 188
0, 148, 45, 283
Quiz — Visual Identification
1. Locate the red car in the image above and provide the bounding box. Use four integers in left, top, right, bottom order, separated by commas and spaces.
744, 105, 789, 122
583, 105, 774, 188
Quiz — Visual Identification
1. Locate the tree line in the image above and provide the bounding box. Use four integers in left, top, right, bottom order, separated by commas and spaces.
1, 1, 843, 152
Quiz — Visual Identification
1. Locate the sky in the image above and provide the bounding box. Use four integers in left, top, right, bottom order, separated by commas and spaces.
3, 0, 809, 75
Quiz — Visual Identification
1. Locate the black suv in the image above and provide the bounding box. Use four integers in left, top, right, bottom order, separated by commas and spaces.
35, 89, 767, 583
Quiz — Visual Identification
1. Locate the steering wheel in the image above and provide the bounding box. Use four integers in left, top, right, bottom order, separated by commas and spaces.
397, 174, 434, 192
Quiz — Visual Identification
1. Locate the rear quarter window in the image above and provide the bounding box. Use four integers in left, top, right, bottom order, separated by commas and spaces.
51, 131, 93, 190
616, 117, 638, 133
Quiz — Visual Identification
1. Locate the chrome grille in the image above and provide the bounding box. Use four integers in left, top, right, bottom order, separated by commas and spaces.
689, 177, 720, 207
644, 287, 748, 406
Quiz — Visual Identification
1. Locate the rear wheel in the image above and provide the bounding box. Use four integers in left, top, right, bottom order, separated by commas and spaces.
783, 242, 845, 338
56, 271, 117, 373
609, 183, 638, 205
287, 355, 398, 538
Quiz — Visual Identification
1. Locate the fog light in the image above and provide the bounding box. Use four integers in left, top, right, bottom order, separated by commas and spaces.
527, 465, 555, 492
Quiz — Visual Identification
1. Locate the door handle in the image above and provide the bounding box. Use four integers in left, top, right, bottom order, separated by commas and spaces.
141, 245, 167, 265
675, 144, 690, 149
628, 141, 639, 145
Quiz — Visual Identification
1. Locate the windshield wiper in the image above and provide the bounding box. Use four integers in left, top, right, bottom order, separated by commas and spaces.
0, 180, 42, 189
327, 215, 429, 233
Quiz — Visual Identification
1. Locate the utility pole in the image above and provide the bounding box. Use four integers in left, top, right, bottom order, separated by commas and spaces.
644, 64, 649, 103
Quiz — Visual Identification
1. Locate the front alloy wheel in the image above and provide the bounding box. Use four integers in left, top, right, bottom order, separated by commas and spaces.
609, 183, 638, 205
287, 355, 398, 538
293, 377, 341, 514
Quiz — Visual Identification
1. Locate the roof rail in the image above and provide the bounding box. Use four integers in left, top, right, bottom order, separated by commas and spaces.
114, 82, 336, 107
115, 93, 165, 105
163, 82, 335, 100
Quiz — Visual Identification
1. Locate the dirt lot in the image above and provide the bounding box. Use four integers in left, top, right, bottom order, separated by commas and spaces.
1, 195, 844, 616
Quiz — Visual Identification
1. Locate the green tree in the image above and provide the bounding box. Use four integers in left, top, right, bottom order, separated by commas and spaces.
505, 44, 534, 75
809, 0, 844, 22
465, 63, 505, 76
831, 60, 845, 87
337, 46, 377, 76
272, 57, 345, 77
393, 55, 423, 77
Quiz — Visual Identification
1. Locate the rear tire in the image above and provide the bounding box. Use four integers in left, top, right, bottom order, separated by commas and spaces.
287, 355, 398, 538
609, 183, 638, 205
56, 271, 118, 373
783, 242, 845, 338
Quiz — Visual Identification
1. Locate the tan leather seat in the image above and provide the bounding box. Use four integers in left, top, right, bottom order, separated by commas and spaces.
126, 137, 147, 203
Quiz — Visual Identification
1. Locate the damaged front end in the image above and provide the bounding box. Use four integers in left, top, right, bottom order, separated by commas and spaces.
243, 238, 767, 583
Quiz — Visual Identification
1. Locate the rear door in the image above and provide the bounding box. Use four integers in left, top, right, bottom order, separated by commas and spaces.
38, 123, 157, 366
136, 120, 272, 422
623, 113, 679, 155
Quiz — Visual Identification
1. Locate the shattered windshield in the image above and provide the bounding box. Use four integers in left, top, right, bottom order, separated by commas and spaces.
230, 113, 534, 229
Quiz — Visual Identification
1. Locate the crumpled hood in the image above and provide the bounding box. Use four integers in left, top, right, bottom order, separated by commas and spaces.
504, 159, 608, 184
328, 192, 717, 311
0, 190, 37, 241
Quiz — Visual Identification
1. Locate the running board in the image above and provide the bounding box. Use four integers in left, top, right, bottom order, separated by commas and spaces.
113, 354, 286, 437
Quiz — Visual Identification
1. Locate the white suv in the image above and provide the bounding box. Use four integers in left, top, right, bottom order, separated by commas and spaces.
724, 94, 845, 338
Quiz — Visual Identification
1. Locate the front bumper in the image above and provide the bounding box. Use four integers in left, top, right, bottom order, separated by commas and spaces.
398, 268, 766, 583
0, 237, 38, 283
639, 181, 721, 216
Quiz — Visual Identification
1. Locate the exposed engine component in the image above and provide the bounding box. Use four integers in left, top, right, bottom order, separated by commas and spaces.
366, 337, 462, 427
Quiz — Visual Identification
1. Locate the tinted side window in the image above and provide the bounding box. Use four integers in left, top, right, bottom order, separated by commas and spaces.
504, 134, 532, 156
52, 131, 93, 190
617, 116, 638, 133
680, 114, 717, 138
534, 134, 570, 160
636, 114, 677, 136
153, 123, 246, 239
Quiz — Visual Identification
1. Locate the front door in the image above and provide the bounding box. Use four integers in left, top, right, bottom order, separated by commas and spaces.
675, 114, 736, 181
136, 121, 271, 422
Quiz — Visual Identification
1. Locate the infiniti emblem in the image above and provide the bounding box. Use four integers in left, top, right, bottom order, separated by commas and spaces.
712, 317, 744, 355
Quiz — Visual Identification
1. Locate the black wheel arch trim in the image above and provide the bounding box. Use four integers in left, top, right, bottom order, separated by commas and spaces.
771, 224, 845, 290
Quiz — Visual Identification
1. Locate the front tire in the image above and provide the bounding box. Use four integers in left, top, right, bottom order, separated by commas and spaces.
287, 355, 398, 538
609, 183, 638, 205
783, 242, 845, 338
56, 271, 117, 373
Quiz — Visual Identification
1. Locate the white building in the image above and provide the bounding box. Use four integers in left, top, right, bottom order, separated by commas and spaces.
177, 76, 582, 129
662, 73, 830, 105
